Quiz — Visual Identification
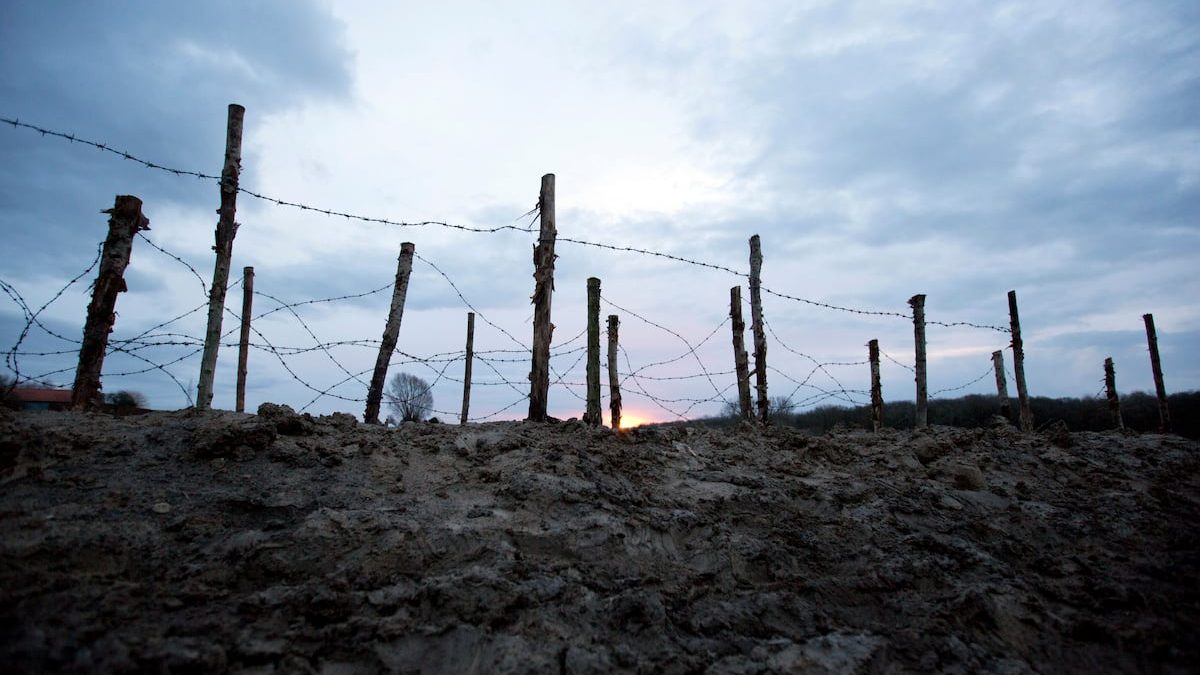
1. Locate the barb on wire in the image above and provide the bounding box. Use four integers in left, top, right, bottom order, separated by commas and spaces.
558, 236, 744, 277
136, 233, 209, 297
879, 347, 915, 373
930, 364, 996, 398
761, 286, 911, 320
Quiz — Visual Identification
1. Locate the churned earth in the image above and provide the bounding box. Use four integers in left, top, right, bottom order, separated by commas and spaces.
0, 405, 1197, 674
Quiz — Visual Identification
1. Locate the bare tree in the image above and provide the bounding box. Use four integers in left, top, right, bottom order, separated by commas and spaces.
104, 390, 148, 408
386, 372, 433, 423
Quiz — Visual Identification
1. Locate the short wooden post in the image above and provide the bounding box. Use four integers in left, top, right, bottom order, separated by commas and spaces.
748, 235, 768, 423
729, 286, 752, 420
992, 350, 1011, 420
607, 314, 622, 430
908, 294, 928, 428
460, 312, 475, 425
584, 277, 602, 426
1104, 356, 1124, 430
1008, 290, 1034, 432
1143, 313, 1171, 432
197, 103, 246, 411
71, 195, 149, 410
868, 339, 883, 432
235, 266, 254, 413
528, 173, 557, 422
364, 243, 415, 425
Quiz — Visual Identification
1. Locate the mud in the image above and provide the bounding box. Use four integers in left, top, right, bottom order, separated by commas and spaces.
1, 405, 1197, 673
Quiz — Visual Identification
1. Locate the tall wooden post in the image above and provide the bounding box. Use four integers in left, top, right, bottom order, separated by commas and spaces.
908, 294, 928, 428
460, 312, 475, 425
748, 235, 768, 423
1104, 357, 1124, 431
992, 350, 1011, 420
364, 243, 415, 425
1143, 313, 1171, 432
1008, 290, 1034, 432
196, 103, 245, 411
729, 286, 752, 420
868, 339, 883, 432
584, 277, 602, 426
71, 195, 149, 410
528, 174, 557, 421
235, 266, 254, 413
607, 314, 622, 431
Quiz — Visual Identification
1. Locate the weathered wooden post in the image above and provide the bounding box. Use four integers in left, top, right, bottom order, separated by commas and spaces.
1143, 313, 1172, 432
748, 235, 768, 423
868, 339, 883, 432
460, 312, 475, 425
992, 350, 1011, 420
235, 266, 254, 413
584, 277, 602, 426
729, 286, 753, 420
1104, 356, 1124, 430
71, 195, 149, 410
364, 242, 415, 425
908, 294, 928, 428
197, 103, 245, 411
607, 314, 622, 430
528, 173, 556, 422
1008, 290, 1034, 432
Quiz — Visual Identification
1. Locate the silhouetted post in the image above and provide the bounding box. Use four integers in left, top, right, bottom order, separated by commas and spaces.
1008, 290, 1034, 431
607, 314, 622, 431
868, 339, 883, 432
908, 294, 928, 428
528, 174, 556, 421
235, 266, 254, 413
1143, 313, 1172, 432
729, 286, 752, 420
748, 235, 768, 423
992, 350, 1011, 420
460, 312, 475, 425
1104, 357, 1124, 430
584, 277, 602, 426
71, 195, 149, 410
364, 243, 415, 425
197, 103, 245, 411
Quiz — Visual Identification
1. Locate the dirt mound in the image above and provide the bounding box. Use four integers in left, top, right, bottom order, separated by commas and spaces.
1, 406, 1197, 673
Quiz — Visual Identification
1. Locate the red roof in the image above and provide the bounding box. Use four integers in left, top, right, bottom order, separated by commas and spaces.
12, 388, 73, 404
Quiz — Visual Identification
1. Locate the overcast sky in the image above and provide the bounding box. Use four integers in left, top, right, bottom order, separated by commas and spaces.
1, 0, 1197, 424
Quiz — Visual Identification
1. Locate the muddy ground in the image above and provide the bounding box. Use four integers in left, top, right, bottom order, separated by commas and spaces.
0, 405, 1197, 674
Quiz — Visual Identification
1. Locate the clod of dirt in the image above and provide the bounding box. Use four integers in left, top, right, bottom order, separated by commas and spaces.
953, 464, 987, 491
1041, 420, 1074, 448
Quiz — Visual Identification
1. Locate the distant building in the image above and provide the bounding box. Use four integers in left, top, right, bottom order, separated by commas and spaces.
11, 388, 72, 411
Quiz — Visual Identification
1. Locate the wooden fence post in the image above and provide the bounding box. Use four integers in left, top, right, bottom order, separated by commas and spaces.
1104, 356, 1124, 431
1008, 290, 1034, 432
748, 235, 768, 423
528, 173, 556, 422
1143, 313, 1172, 432
607, 314, 622, 431
196, 103, 245, 411
364, 242, 415, 425
730, 286, 752, 420
908, 294, 928, 428
71, 195, 149, 410
235, 266, 254, 413
584, 277, 602, 426
992, 350, 1011, 421
868, 339, 883, 432
460, 312, 474, 425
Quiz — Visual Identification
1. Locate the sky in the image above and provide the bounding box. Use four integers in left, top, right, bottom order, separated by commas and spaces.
1, 0, 1197, 425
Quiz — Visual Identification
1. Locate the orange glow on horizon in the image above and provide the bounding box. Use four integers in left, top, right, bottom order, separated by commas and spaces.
614, 411, 655, 429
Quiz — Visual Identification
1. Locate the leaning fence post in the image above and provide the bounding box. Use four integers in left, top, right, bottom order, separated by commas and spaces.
584, 277, 602, 426
607, 314, 622, 430
992, 350, 1011, 421
364, 243, 416, 425
528, 173, 557, 422
71, 195, 149, 410
748, 235, 768, 423
235, 265, 254, 413
1104, 356, 1124, 431
460, 312, 474, 425
868, 339, 883, 432
729, 286, 753, 420
196, 103, 246, 411
908, 294, 928, 428
1008, 290, 1034, 432
1143, 313, 1172, 432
